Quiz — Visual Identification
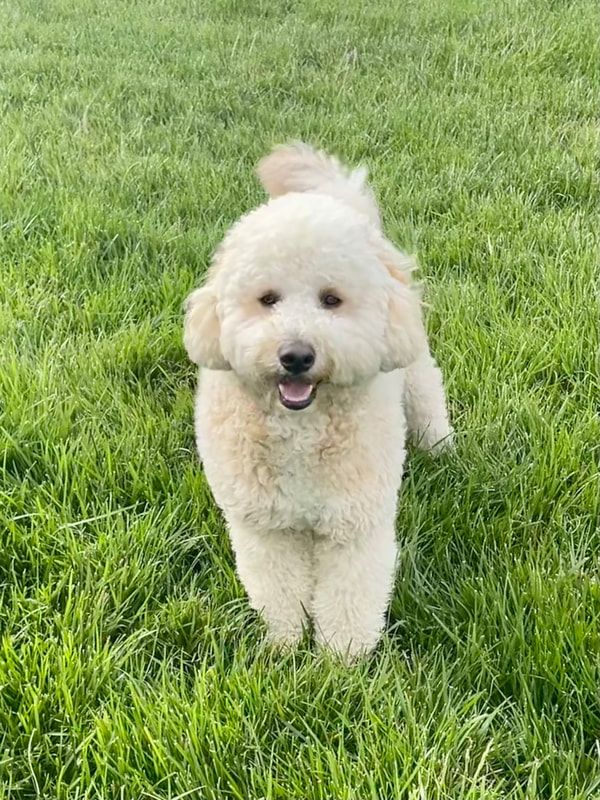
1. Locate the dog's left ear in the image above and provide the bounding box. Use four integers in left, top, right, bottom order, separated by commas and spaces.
183, 285, 230, 370
376, 238, 429, 371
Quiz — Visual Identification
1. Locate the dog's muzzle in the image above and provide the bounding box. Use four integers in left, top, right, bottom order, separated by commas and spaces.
277, 342, 317, 410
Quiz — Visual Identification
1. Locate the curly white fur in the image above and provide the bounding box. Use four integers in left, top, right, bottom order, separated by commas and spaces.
184, 143, 452, 659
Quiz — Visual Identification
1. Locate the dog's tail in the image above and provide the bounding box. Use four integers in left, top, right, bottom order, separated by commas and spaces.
256, 142, 381, 229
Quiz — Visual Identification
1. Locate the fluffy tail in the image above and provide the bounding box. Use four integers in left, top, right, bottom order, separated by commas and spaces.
256, 142, 381, 229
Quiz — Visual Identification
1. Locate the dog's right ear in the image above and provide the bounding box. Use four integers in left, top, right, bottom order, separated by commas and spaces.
374, 236, 429, 371
183, 285, 230, 370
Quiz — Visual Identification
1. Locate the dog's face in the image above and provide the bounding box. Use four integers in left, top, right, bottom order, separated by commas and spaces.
185, 193, 427, 411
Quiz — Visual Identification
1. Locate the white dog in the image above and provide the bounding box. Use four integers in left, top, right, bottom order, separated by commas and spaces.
184, 143, 452, 659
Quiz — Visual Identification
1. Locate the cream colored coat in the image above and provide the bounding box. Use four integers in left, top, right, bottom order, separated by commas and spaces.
184, 144, 452, 658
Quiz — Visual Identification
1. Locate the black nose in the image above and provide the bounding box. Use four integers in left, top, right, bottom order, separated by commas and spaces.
278, 342, 316, 375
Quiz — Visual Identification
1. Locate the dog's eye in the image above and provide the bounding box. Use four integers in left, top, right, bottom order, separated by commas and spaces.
259, 292, 280, 307
321, 293, 342, 309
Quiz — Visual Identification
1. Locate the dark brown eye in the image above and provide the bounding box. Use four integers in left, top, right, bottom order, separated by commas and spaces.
259, 292, 280, 307
321, 292, 342, 309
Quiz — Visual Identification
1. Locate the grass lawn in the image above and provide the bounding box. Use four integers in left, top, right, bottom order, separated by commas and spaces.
1, 0, 598, 797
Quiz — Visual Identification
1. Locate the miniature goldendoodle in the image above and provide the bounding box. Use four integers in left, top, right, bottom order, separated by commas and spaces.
184, 143, 452, 658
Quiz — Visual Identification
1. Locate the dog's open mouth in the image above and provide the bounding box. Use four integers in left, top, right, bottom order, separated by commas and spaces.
277, 379, 317, 410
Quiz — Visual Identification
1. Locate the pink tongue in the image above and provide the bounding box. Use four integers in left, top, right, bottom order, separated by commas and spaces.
279, 381, 313, 403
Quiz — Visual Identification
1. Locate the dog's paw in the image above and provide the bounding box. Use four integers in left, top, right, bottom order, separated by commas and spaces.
262, 618, 308, 651
413, 423, 454, 455
315, 628, 380, 664
263, 627, 304, 656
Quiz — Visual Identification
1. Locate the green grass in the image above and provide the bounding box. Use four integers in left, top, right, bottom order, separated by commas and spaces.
0, 0, 598, 797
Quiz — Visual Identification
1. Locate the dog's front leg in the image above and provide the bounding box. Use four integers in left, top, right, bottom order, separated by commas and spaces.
228, 523, 313, 647
311, 521, 397, 660
403, 351, 453, 452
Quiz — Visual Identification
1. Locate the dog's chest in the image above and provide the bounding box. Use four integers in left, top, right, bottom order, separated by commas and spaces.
257, 412, 350, 507
221, 405, 362, 530
195, 371, 406, 533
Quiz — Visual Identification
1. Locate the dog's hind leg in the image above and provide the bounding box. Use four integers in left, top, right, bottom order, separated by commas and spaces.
228, 523, 313, 647
403, 352, 453, 453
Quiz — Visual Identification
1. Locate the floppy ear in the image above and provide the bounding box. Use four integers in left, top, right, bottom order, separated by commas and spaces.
375, 238, 429, 371
381, 280, 428, 371
183, 286, 230, 370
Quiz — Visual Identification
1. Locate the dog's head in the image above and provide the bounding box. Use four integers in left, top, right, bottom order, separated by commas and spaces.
184, 146, 428, 411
